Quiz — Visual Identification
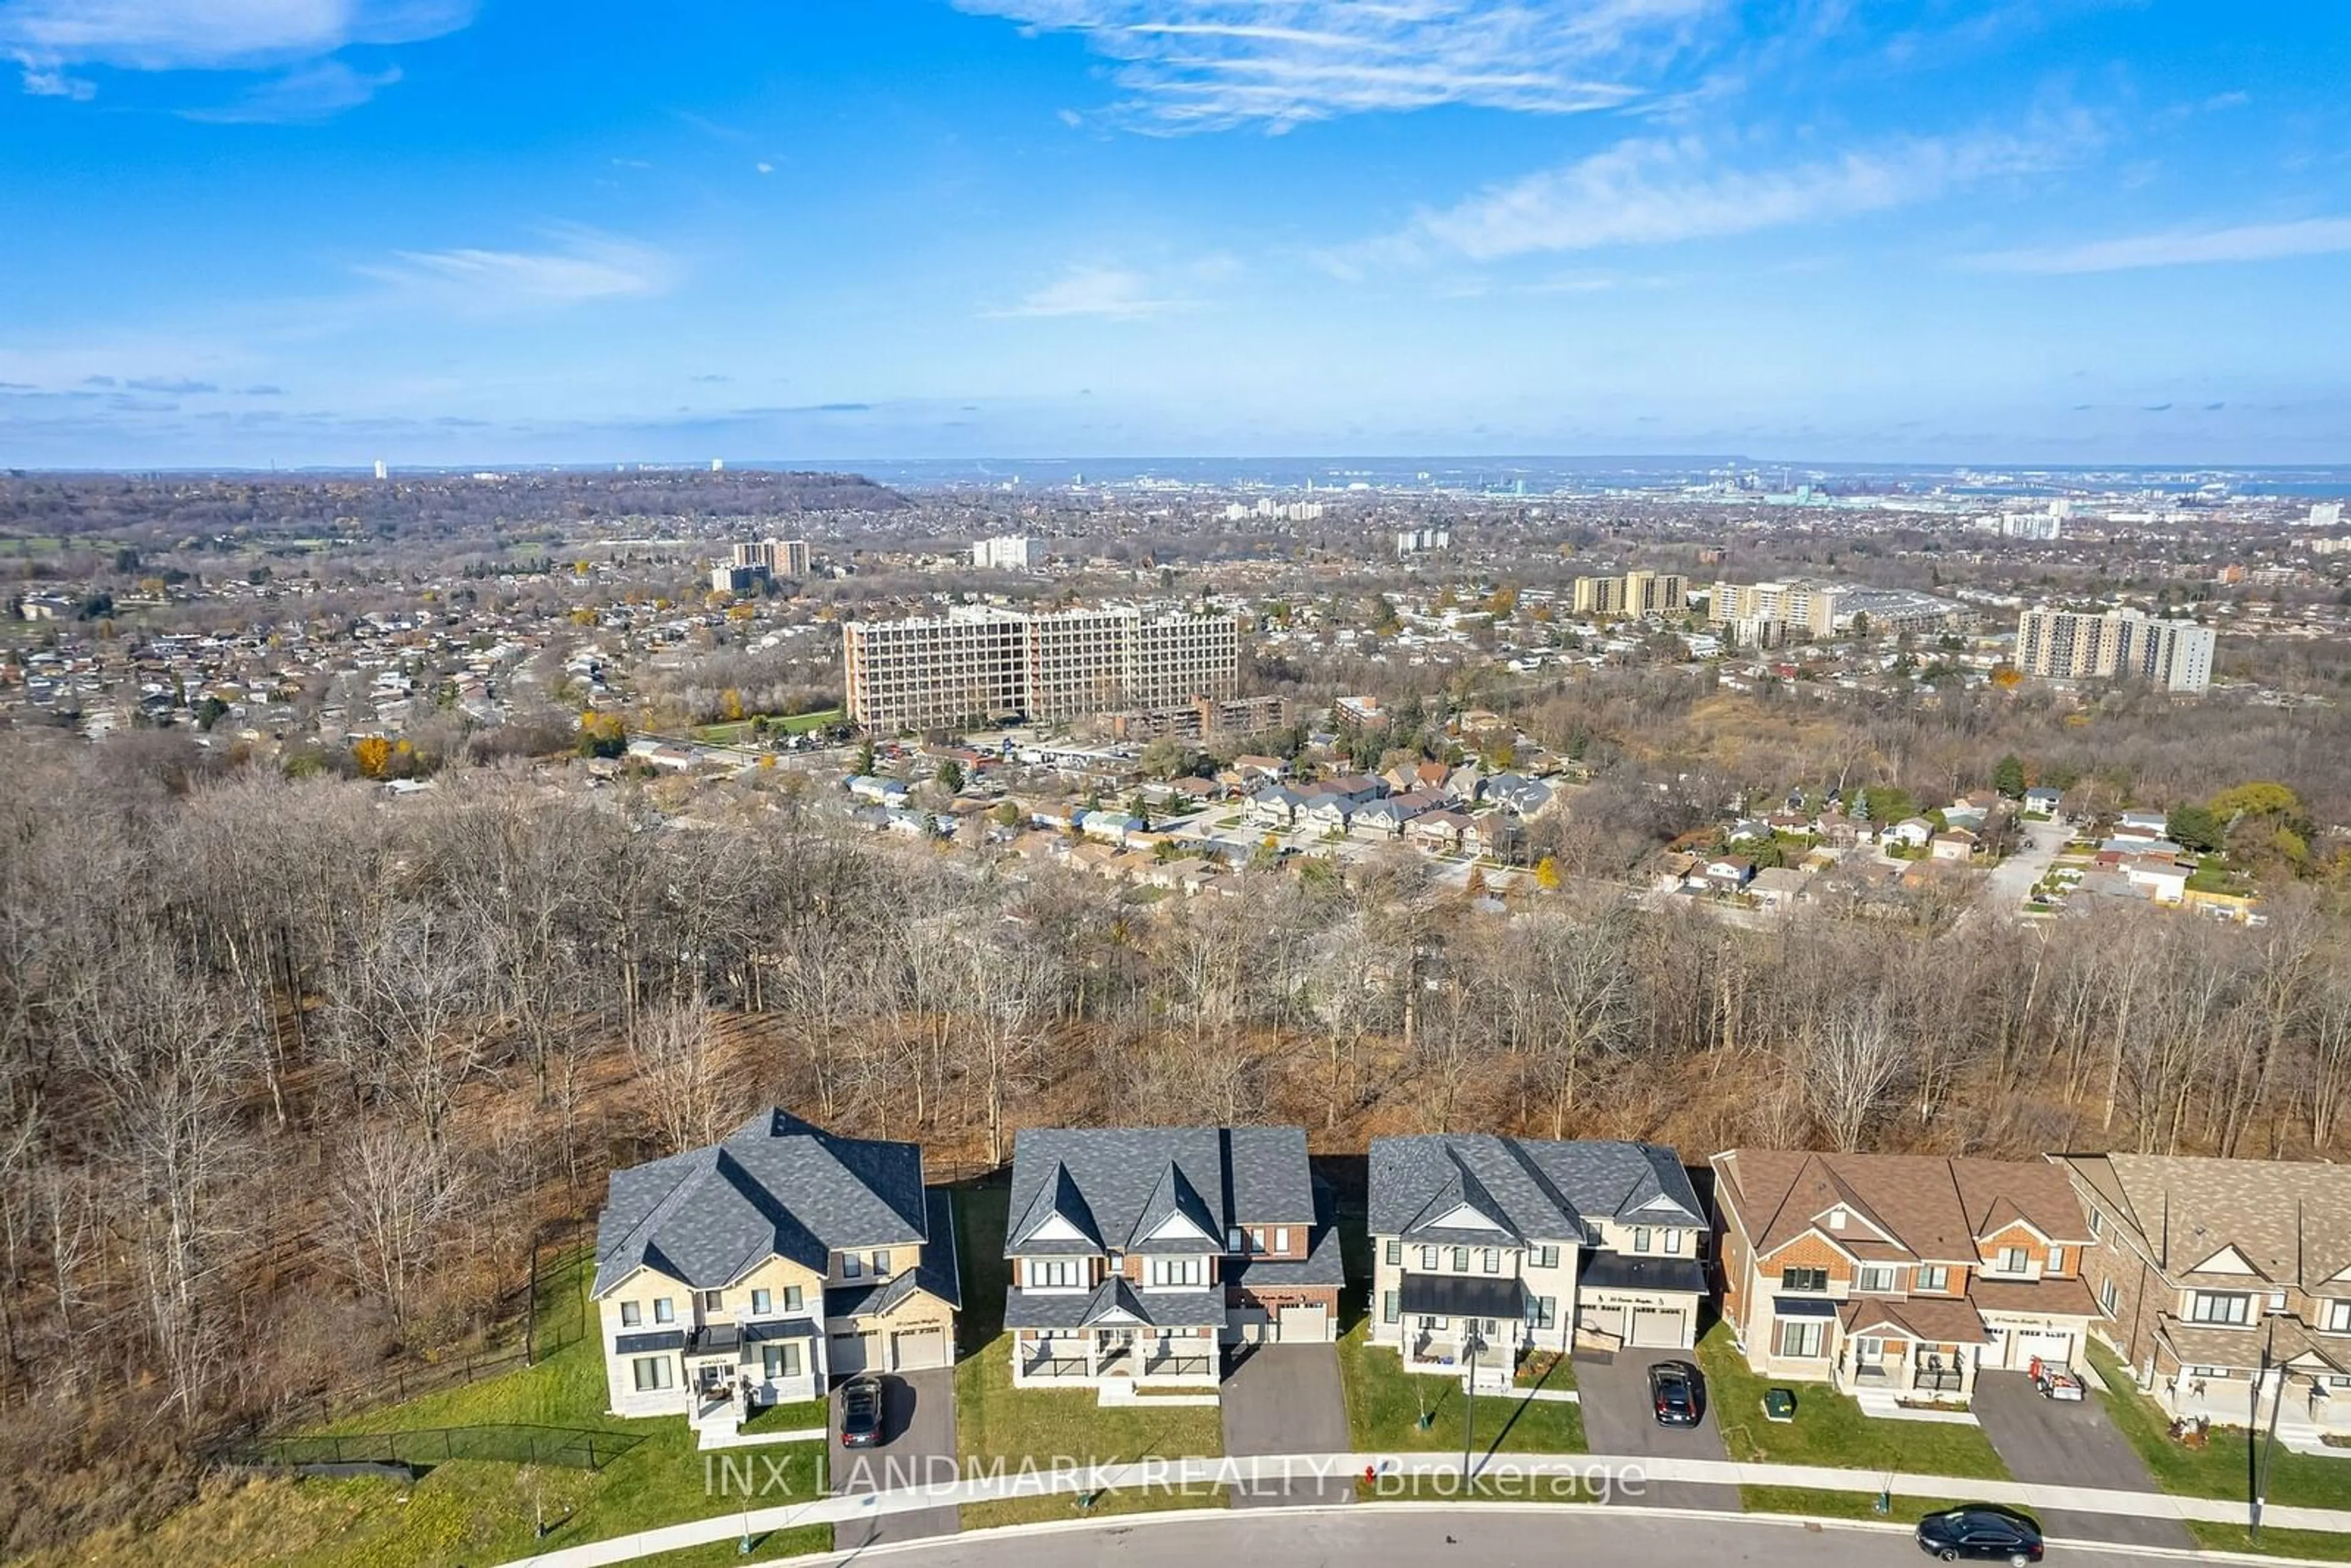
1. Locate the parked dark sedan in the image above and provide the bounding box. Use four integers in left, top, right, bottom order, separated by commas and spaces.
1648, 1360, 1704, 1427
838, 1374, 887, 1448
1915, 1505, 2045, 1564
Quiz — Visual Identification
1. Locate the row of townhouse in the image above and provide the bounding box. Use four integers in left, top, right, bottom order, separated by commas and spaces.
586, 1114, 2351, 1445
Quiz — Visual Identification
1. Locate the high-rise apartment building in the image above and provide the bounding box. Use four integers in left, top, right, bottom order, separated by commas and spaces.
2015, 607, 2214, 694
972, 536, 1047, 571
727, 538, 811, 577
844, 605, 1242, 731
1571, 571, 1685, 617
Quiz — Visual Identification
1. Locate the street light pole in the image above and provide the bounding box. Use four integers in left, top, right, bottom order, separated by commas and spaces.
2254, 1317, 2286, 1545
1461, 1327, 1480, 1493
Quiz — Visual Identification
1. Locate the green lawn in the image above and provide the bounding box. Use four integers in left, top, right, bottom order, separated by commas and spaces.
2086, 1343, 2351, 1513
30, 1252, 832, 1568
2187, 1521, 2351, 1562
1695, 1324, 2009, 1480
1337, 1321, 1586, 1455
1741, 1485, 1976, 1523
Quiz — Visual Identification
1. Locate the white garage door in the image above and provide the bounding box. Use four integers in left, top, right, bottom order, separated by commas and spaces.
1580, 1305, 1625, 1347
1629, 1307, 1686, 1349
1277, 1304, 1330, 1342
891, 1326, 948, 1371
830, 1331, 874, 1378
2009, 1328, 2074, 1371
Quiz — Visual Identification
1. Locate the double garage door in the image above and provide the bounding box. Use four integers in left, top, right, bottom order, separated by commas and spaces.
830, 1324, 951, 1376
1586, 1302, 1692, 1349
1990, 1325, 2075, 1371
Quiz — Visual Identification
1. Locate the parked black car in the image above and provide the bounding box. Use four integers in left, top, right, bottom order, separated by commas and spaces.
1915, 1505, 2045, 1564
1648, 1360, 1704, 1427
839, 1374, 887, 1448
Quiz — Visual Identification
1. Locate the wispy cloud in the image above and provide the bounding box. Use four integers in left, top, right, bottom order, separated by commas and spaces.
1367, 121, 2093, 263
951, 0, 1719, 131
2, 0, 472, 72
358, 230, 676, 312
1968, 218, 2351, 274
989, 263, 1194, 318
180, 60, 402, 122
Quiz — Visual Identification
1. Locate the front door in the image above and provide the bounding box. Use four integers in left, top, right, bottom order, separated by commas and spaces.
1098, 1329, 1135, 1371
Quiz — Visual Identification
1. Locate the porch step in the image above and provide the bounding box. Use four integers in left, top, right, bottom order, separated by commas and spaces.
1855, 1389, 1979, 1425
1098, 1379, 1221, 1409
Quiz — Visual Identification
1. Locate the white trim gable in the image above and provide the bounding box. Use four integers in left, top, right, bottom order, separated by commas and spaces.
1810, 1203, 1893, 1245
1423, 1201, 1507, 1232
1027, 1212, 1088, 1244
1146, 1210, 1218, 1245
1976, 1214, 2057, 1247
2188, 1244, 2264, 1277
1090, 1305, 1142, 1326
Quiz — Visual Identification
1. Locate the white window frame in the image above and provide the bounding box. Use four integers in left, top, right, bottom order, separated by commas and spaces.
1535, 1244, 1561, 1270
653, 1297, 675, 1324
1633, 1227, 1652, 1253
784, 1285, 804, 1313
1273, 1227, 1291, 1255
2323, 1299, 2351, 1335
2102, 1278, 2120, 1316
1027, 1257, 1083, 1290
1665, 1228, 1684, 1255
1147, 1256, 1206, 1289
1420, 1245, 1439, 1271
871, 1250, 892, 1278
1917, 1265, 1949, 1292
751, 1289, 772, 1315
1996, 1246, 2030, 1276
2189, 1291, 2252, 1326
632, 1355, 673, 1392
841, 1254, 862, 1280
1857, 1264, 1897, 1294
697, 1289, 724, 1314
1481, 1248, 1501, 1274
620, 1300, 642, 1327
1777, 1319, 1826, 1358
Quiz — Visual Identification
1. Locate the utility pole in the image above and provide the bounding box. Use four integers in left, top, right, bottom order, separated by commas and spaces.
1461, 1325, 1482, 1493
2254, 1317, 2286, 1544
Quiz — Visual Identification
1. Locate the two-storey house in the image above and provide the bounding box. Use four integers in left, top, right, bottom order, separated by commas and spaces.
591, 1109, 961, 1439
2057, 1153, 2351, 1439
1368, 1135, 1706, 1389
1003, 1125, 1339, 1389
1712, 1149, 2099, 1406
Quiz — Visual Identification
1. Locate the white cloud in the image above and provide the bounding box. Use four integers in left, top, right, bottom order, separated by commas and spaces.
3, 0, 469, 108
359, 230, 675, 312
989, 264, 1191, 318
17, 61, 92, 96
1969, 218, 2351, 275
1, 0, 471, 70
180, 59, 400, 121
755, 160, 774, 174
951, 0, 1718, 130
1375, 122, 2091, 263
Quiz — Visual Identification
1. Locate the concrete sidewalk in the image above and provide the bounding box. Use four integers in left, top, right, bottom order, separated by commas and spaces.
493, 1447, 2351, 1568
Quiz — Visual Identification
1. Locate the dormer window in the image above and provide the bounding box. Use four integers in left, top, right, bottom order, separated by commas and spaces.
1994, 1246, 2028, 1276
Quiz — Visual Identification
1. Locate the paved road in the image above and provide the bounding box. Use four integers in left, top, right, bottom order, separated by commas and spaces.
832, 1368, 961, 1548
1572, 1351, 1742, 1512
1221, 1345, 1354, 1507
1979, 819, 2069, 923
1971, 1370, 2195, 1551
829, 1506, 2189, 1567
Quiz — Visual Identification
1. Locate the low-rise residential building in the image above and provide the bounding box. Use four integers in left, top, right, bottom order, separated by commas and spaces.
2057, 1153, 2351, 1439
1369, 1135, 1706, 1389
1002, 1125, 1340, 1390
591, 1110, 961, 1440
1712, 1149, 2100, 1405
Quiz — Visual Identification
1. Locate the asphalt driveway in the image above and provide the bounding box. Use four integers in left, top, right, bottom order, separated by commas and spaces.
1971, 1370, 2194, 1551
831, 1367, 961, 1547
1572, 1349, 1741, 1511
1221, 1343, 1354, 1507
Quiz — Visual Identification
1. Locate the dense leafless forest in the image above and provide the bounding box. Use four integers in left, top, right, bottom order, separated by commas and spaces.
4, 715, 2351, 1551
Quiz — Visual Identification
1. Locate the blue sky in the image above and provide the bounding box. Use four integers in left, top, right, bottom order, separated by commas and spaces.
4, 0, 2349, 467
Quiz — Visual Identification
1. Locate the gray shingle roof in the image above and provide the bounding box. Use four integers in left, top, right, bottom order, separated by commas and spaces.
593, 1108, 933, 1296
1005, 1125, 1312, 1256
1368, 1135, 1702, 1240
